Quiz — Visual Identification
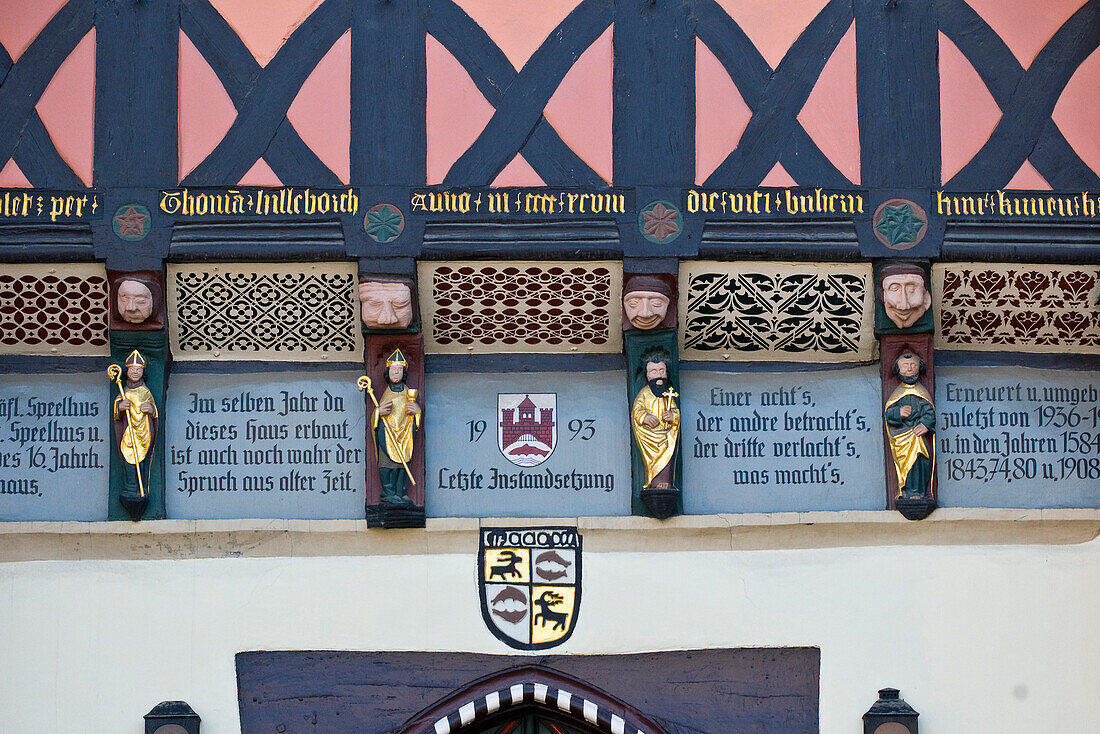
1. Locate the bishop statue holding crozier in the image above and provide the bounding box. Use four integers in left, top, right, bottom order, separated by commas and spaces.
361, 349, 421, 506
108, 349, 158, 520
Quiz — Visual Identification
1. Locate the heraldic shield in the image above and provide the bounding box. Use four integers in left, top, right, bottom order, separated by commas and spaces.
497, 393, 557, 467
479, 526, 581, 650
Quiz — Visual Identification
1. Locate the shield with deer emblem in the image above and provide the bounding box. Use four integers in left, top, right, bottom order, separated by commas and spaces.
479, 526, 581, 650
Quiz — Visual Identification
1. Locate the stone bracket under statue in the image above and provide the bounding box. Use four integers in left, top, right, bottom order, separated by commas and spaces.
625, 328, 683, 519
362, 334, 426, 528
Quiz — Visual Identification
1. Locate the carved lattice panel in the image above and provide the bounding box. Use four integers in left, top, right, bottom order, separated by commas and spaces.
418, 261, 622, 353
167, 263, 362, 360
679, 262, 875, 361
0, 263, 109, 355
933, 263, 1100, 353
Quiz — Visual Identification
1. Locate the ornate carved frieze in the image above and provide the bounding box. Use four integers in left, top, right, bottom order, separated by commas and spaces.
167, 263, 362, 360
932, 263, 1100, 353
418, 261, 623, 353
0, 263, 109, 355
679, 262, 875, 361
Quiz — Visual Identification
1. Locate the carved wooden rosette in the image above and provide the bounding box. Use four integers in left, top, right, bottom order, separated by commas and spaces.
363, 333, 426, 527
106, 269, 166, 331
880, 333, 936, 520
107, 330, 168, 521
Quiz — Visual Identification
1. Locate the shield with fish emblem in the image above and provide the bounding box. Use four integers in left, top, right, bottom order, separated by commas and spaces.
479, 526, 581, 650
497, 393, 556, 467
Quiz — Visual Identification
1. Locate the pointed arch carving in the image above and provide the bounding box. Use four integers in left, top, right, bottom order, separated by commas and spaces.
397, 665, 670, 734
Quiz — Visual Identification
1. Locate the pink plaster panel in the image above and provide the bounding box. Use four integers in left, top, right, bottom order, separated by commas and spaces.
962, 0, 1087, 68
695, 38, 752, 185
0, 159, 32, 187
239, 157, 283, 186
286, 31, 350, 183
1005, 159, 1052, 190
452, 0, 583, 70
207, 0, 325, 67
491, 153, 546, 187
796, 23, 859, 184
0, 0, 67, 62
939, 32, 1001, 184
1052, 46, 1100, 177
179, 30, 238, 182
761, 162, 798, 187
426, 33, 495, 186
714, 0, 830, 69
34, 29, 94, 187
543, 26, 613, 184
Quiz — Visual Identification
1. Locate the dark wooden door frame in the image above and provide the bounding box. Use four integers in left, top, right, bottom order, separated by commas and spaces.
397, 664, 670, 734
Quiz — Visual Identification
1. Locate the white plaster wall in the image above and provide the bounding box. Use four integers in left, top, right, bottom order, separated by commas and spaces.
2, 538, 1099, 734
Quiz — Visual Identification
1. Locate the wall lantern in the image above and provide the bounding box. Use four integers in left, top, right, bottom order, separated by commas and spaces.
144, 701, 201, 734
863, 688, 918, 734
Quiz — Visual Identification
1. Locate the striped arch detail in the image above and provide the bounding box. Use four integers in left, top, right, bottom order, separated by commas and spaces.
431, 681, 646, 734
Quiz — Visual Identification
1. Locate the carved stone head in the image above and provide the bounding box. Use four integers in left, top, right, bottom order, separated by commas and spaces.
108, 271, 164, 330
893, 352, 925, 383
645, 360, 668, 382
117, 278, 154, 324
879, 264, 931, 329
125, 349, 147, 385
623, 276, 673, 330
358, 278, 415, 330
638, 347, 674, 395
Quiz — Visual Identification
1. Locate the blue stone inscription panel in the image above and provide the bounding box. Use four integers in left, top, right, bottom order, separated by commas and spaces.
0, 372, 109, 521
937, 366, 1100, 508
681, 367, 885, 513
166, 372, 367, 519
426, 372, 631, 517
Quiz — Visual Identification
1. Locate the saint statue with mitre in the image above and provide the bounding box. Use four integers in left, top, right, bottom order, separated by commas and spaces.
372, 348, 421, 505
110, 349, 158, 519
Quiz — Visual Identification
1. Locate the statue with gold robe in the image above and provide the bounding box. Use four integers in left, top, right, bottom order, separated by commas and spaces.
371, 349, 421, 505
110, 350, 158, 518
631, 357, 680, 490
885, 353, 935, 500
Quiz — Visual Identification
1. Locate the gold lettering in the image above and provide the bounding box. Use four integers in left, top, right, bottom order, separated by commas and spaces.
491, 192, 512, 213
1081, 193, 1096, 217
48, 197, 65, 222
686, 189, 700, 214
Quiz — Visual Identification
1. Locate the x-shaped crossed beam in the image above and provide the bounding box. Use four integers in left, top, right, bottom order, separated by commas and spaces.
429, 0, 609, 187
0, 0, 92, 189
939, 0, 1100, 190
181, 0, 349, 186
181, 0, 344, 186
6, 0, 1093, 194
697, 0, 854, 188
